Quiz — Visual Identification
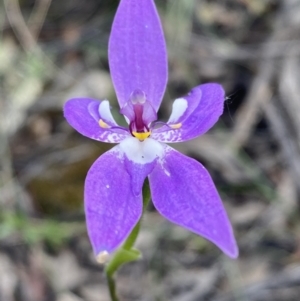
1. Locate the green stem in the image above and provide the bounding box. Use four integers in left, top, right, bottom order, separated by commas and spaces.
105, 180, 151, 301
106, 270, 118, 301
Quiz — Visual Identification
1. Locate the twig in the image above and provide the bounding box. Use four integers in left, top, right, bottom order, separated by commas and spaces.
213, 266, 300, 301
228, 1, 300, 149
264, 97, 300, 193
28, 0, 52, 40
4, 0, 37, 52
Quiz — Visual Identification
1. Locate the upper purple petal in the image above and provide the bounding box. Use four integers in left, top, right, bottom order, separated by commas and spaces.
85, 146, 143, 256
151, 84, 225, 142
148, 146, 238, 258
64, 98, 129, 143
109, 0, 168, 111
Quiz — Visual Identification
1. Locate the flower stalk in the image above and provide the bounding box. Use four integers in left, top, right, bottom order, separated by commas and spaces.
105, 181, 151, 301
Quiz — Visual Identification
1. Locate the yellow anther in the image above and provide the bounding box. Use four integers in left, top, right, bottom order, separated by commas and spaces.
99, 119, 110, 128
132, 131, 151, 141
170, 123, 182, 129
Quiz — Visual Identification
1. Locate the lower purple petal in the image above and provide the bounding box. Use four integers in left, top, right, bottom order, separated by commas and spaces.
124, 158, 157, 196
148, 146, 238, 258
85, 146, 142, 256
119, 137, 164, 196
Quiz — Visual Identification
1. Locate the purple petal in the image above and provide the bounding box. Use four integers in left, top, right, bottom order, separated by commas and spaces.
120, 90, 157, 125
85, 146, 142, 256
148, 146, 238, 258
109, 0, 168, 111
64, 98, 129, 143
124, 158, 156, 196
142, 100, 158, 126
119, 137, 164, 195
151, 84, 225, 142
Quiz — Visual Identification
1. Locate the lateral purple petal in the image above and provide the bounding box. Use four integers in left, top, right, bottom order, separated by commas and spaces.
151, 84, 225, 142
148, 146, 238, 258
64, 98, 129, 143
85, 147, 142, 256
109, 0, 168, 111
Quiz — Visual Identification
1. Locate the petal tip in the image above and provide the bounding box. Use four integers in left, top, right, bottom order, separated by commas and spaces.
96, 250, 110, 264
224, 242, 239, 259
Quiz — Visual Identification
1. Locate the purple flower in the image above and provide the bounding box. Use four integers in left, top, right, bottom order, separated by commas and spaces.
64, 0, 238, 259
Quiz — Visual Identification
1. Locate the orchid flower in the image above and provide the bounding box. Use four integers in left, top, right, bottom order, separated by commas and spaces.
64, 0, 238, 259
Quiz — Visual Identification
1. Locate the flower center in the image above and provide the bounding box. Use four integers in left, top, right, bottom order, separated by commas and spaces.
132, 131, 151, 140
129, 100, 151, 141
121, 89, 157, 141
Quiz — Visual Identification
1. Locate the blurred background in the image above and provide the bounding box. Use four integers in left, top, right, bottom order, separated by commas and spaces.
1, 0, 300, 300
